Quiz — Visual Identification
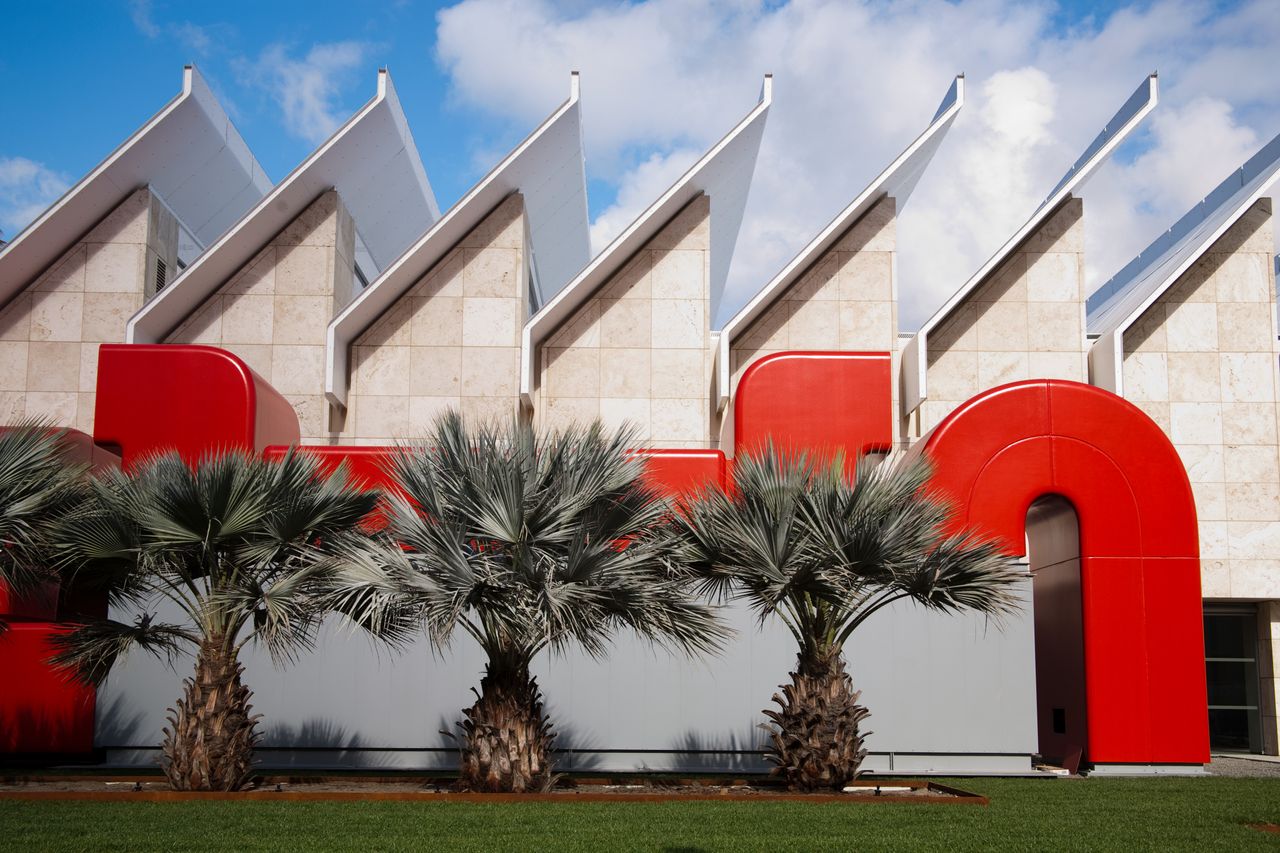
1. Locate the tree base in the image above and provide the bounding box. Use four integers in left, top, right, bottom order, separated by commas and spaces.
161, 639, 260, 791
762, 646, 870, 791
456, 663, 555, 793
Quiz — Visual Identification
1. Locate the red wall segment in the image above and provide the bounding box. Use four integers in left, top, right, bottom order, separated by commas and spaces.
920, 379, 1208, 765
0, 430, 117, 757
94, 344, 300, 467
263, 445, 397, 492
637, 449, 728, 500
262, 447, 731, 504
0, 624, 96, 754
734, 352, 892, 467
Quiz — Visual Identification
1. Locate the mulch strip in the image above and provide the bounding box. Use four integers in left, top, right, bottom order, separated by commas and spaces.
0, 776, 987, 805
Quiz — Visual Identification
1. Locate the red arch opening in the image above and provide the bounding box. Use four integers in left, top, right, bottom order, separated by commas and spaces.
922, 379, 1209, 766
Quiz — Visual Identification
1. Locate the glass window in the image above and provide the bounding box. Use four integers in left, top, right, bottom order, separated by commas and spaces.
1204, 608, 1262, 753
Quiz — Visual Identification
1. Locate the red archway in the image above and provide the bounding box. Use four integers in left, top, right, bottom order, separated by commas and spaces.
921, 379, 1209, 766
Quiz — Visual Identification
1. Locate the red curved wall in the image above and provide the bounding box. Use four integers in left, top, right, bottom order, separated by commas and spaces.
735, 351, 892, 466
922, 379, 1209, 765
95, 344, 300, 466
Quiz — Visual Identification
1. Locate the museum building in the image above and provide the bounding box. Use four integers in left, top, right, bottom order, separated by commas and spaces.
1, 66, 1278, 774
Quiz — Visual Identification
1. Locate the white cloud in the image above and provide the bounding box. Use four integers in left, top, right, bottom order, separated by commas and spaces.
128, 1, 214, 55
434, 0, 1280, 329
1084, 96, 1262, 285
589, 147, 701, 253
129, 0, 161, 38
0, 157, 71, 241
240, 42, 370, 145
172, 22, 213, 55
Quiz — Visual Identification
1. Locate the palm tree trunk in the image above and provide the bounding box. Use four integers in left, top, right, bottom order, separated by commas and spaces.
457, 659, 555, 793
161, 635, 260, 791
762, 643, 870, 791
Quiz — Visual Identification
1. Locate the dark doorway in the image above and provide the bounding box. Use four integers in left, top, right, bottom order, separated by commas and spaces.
1026, 496, 1088, 770
1204, 606, 1263, 753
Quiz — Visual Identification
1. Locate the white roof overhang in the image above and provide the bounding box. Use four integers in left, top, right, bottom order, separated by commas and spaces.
1085, 130, 1280, 394
901, 73, 1158, 414
0, 65, 269, 303
127, 69, 438, 344
519, 75, 773, 404
325, 74, 588, 407
715, 75, 965, 410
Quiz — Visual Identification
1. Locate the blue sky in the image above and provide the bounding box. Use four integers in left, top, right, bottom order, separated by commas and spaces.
1, 1, 1274, 328
0, 2, 508, 215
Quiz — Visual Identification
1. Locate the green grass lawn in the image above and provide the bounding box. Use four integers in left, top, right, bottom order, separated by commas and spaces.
1, 777, 1277, 852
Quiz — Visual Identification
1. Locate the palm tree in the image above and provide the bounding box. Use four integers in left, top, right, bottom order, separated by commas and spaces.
0, 423, 89, 630
51, 449, 378, 791
672, 446, 1023, 791
326, 412, 727, 793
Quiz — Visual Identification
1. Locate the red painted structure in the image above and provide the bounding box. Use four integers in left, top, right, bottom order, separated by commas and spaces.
95, 344, 300, 466
0, 429, 119, 756
2, 346, 1210, 767
734, 351, 893, 465
919, 380, 1209, 766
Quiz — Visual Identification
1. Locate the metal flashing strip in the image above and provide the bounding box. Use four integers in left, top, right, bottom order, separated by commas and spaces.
902, 73, 1158, 414
325, 74, 588, 407
1085, 131, 1280, 394
127, 69, 439, 345
715, 75, 964, 410
0, 65, 269, 304
519, 75, 773, 404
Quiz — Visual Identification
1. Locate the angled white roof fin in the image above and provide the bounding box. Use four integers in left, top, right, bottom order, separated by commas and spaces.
128, 68, 439, 345
520, 75, 773, 405
1086, 128, 1280, 393
0, 64, 269, 305
716, 74, 965, 410
902, 72, 1158, 415
324, 70, 589, 407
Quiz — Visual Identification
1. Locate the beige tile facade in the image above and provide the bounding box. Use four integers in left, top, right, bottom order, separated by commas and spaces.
167, 190, 356, 444
915, 197, 1087, 437
1262, 601, 1280, 754
726, 196, 898, 448
537, 194, 712, 448
0, 187, 177, 433
1119, 199, 1280, 601
342, 193, 526, 443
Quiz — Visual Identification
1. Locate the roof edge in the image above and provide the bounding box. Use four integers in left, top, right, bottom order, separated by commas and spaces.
520, 74, 774, 403
127, 68, 395, 345
0, 65, 266, 303
903, 72, 1158, 415
324, 72, 585, 407
716, 74, 965, 409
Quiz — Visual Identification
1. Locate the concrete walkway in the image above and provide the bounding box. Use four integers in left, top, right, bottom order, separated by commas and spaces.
1207, 754, 1280, 778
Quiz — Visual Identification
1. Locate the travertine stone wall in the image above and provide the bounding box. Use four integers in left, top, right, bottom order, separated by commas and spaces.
537, 194, 712, 448
1262, 601, 1280, 755
168, 191, 355, 444
342, 193, 526, 443
726, 196, 897, 448
0, 187, 176, 434
915, 197, 1086, 437
1119, 198, 1279, 600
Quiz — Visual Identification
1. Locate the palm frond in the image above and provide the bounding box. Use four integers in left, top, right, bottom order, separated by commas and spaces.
354, 410, 727, 668
48, 615, 196, 686
54, 447, 386, 682
0, 422, 90, 596
675, 444, 1024, 648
